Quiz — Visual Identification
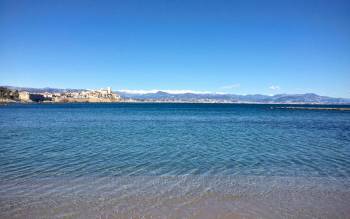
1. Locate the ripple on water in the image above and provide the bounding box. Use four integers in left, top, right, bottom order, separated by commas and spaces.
0, 103, 350, 218
0, 176, 350, 218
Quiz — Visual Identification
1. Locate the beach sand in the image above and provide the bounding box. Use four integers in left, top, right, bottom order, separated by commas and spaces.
1, 176, 349, 218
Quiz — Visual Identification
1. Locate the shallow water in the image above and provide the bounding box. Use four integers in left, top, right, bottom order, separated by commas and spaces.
1, 103, 350, 218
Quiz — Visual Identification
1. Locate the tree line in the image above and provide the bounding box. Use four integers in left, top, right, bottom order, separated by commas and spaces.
0, 87, 19, 100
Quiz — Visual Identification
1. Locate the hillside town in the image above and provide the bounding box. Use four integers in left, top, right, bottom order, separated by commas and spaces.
0, 87, 122, 103
1, 86, 350, 104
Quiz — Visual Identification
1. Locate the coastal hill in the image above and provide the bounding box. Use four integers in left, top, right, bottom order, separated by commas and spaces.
2, 86, 350, 104
116, 90, 350, 104
1, 86, 121, 103
0, 87, 19, 103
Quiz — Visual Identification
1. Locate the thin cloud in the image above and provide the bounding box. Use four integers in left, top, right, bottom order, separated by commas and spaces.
220, 84, 240, 90
269, 85, 280, 90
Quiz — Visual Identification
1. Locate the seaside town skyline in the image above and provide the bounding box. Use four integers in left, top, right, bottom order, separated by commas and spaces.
1, 85, 350, 104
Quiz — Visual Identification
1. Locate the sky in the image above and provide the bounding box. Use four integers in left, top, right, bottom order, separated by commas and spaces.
0, 0, 349, 97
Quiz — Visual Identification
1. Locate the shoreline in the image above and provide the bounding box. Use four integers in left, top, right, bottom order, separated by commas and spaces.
1, 100, 350, 107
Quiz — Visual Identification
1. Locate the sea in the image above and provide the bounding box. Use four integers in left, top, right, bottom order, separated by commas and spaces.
0, 103, 350, 218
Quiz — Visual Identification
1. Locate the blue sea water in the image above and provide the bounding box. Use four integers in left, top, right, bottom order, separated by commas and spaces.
1, 103, 350, 218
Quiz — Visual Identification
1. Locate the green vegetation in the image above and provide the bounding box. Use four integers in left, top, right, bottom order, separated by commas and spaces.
0, 87, 19, 100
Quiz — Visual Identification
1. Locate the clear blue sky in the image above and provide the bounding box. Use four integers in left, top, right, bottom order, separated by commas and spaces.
0, 0, 349, 97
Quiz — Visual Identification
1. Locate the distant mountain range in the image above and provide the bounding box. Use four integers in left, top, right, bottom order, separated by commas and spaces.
3, 86, 350, 104
116, 90, 350, 104
3, 86, 87, 93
